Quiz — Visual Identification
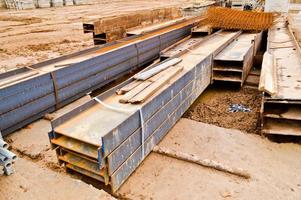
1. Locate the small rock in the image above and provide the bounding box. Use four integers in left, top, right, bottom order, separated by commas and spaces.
220, 191, 232, 198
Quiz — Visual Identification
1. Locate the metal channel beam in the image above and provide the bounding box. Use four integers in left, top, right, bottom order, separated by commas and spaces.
107, 56, 211, 175
212, 33, 261, 86
110, 56, 212, 191
0, 20, 196, 135
48, 30, 241, 192
0, 27, 189, 114
260, 18, 301, 136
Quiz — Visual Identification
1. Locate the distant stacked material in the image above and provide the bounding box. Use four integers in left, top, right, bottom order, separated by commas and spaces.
73, 0, 85, 5
0, 0, 6, 8
207, 7, 274, 31
0, 133, 16, 176
36, 0, 51, 8
51, 0, 63, 7
18, 0, 35, 9
63, 0, 73, 6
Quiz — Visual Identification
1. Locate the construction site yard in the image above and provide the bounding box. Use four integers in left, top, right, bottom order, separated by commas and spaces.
1, 1, 301, 200
0, 0, 186, 73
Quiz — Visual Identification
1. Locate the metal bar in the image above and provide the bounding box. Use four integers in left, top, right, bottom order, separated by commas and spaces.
1, 21, 194, 135
48, 30, 242, 192
261, 18, 301, 136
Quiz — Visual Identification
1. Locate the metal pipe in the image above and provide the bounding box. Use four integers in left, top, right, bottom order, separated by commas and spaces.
0, 148, 17, 161
0, 153, 8, 162
0, 139, 8, 149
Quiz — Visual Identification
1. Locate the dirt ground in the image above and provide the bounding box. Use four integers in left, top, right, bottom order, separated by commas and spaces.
0, 0, 185, 73
0, 157, 115, 200
117, 118, 301, 199
184, 83, 262, 134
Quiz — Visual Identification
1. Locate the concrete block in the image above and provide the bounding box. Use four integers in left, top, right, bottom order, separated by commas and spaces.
51, 0, 63, 7
63, 0, 73, 6
19, 0, 36, 9
36, 0, 50, 8
73, 0, 86, 5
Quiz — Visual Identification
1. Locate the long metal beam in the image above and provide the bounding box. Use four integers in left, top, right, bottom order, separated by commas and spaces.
48, 30, 241, 192
260, 18, 301, 136
0, 17, 201, 136
212, 32, 262, 86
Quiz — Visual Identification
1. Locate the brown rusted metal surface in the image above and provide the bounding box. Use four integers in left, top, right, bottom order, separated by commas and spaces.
90, 7, 182, 42
207, 7, 274, 31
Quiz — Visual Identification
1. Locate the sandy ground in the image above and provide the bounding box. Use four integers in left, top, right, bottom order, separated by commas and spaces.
0, 158, 115, 200
117, 118, 301, 199
0, 0, 185, 73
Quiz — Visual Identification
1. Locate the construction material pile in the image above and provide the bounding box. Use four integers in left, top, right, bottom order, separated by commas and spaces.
117, 58, 183, 104
0, 133, 16, 175
48, 30, 241, 192
207, 7, 274, 31
259, 17, 301, 136
83, 7, 182, 43
0, 20, 193, 136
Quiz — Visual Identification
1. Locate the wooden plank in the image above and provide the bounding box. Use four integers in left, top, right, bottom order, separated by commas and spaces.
118, 68, 171, 103
119, 81, 152, 103
133, 58, 182, 81
116, 80, 142, 95
116, 59, 162, 95
129, 66, 184, 104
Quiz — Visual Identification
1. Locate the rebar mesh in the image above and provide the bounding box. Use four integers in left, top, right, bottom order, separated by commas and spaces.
207, 7, 274, 31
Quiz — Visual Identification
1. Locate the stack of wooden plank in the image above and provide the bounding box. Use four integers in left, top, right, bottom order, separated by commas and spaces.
117, 58, 183, 104
212, 32, 262, 86
259, 17, 301, 136
48, 30, 241, 192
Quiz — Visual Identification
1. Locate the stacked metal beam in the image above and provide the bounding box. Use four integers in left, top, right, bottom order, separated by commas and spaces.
259, 18, 301, 136
212, 32, 262, 86
0, 19, 198, 136
48, 30, 241, 192
0, 132, 16, 175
